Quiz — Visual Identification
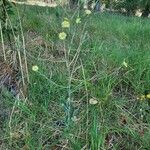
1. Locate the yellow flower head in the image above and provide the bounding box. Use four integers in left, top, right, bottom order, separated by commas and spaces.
122, 60, 128, 67
85, 9, 92, 15
139, 95, 146, 100
137, 92, 150, 101
146, 93, 150, 99
76, 18, 81, 24
61, 20, 70, 28
32, 65, 39, 72
59, 32, 67, 40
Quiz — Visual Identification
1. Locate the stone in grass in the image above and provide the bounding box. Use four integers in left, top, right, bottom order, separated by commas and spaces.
89, 98, 98, 105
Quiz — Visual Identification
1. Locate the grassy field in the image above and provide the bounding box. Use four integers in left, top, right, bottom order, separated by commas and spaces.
0, 4, 150, 149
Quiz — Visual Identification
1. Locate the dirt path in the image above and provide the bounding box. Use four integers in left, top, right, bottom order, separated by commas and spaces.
10, 0, 57, 7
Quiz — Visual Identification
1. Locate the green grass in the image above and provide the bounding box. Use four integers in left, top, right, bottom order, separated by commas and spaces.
1, 4, 150, 149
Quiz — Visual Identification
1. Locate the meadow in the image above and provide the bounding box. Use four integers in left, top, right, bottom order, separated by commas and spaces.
0, 4, 150, 149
